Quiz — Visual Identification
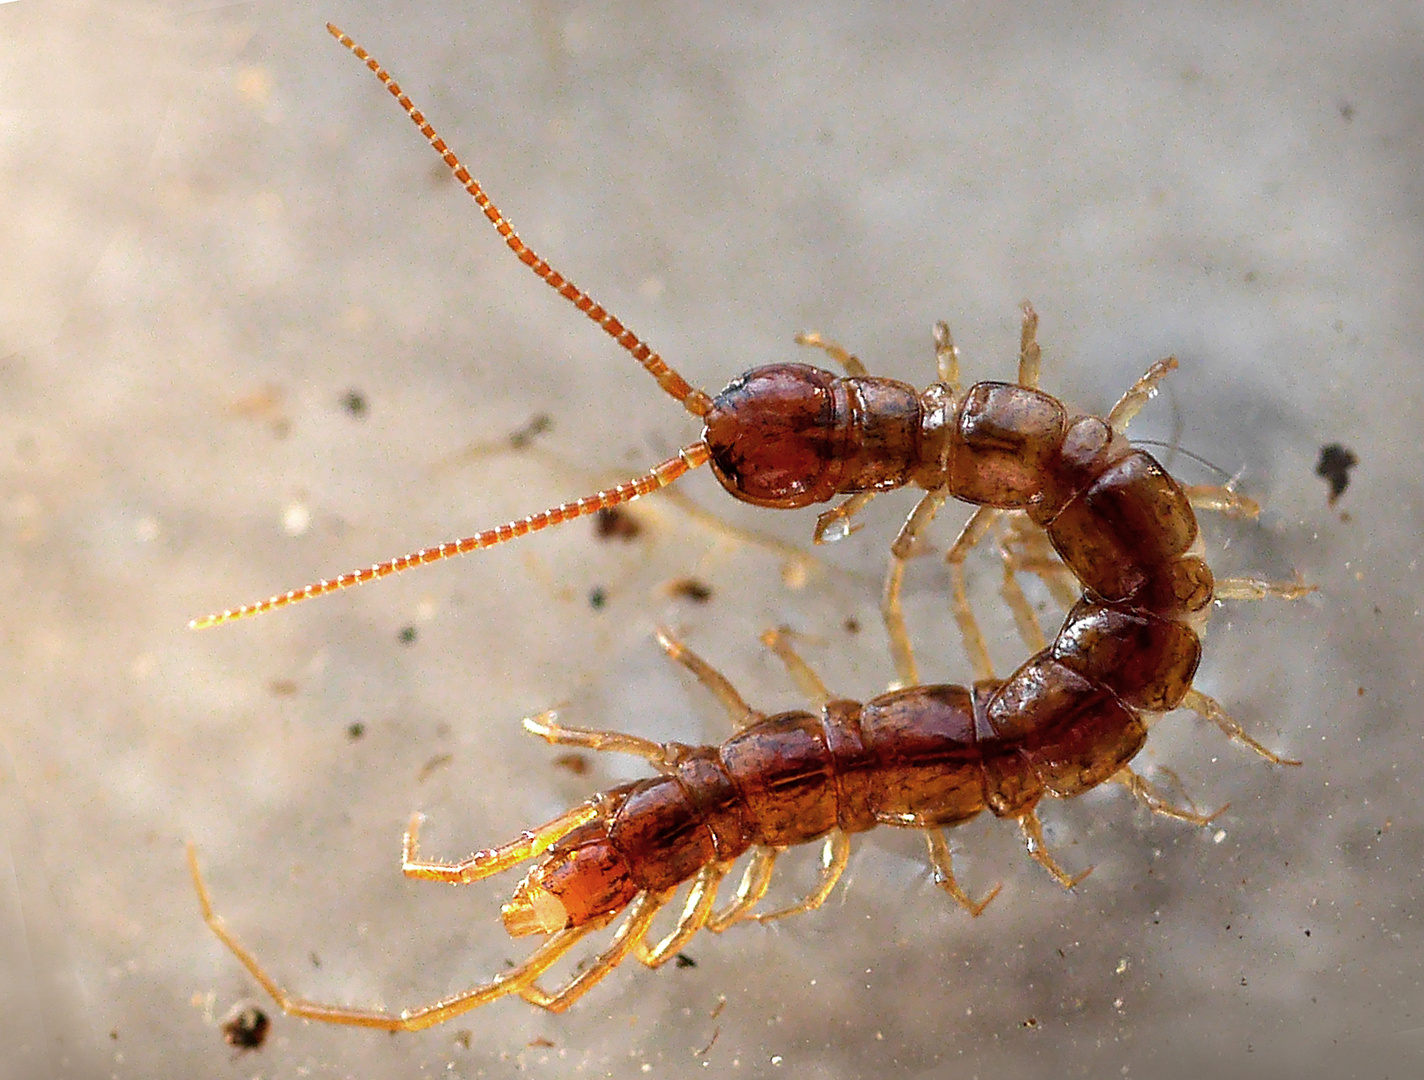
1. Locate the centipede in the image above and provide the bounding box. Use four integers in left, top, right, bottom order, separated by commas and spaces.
190, 576, 1304, 1029
188, 24, 1314, 1032
190, 25, 1292, 690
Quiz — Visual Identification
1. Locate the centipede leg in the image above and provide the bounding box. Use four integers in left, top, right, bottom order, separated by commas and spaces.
402, 802, 603, 884
751, 830, 851, 922
188, 842, 608, 1029
997, 546, 1048, 654
1184, 484, 1260, 520
883, 489, 949, 687
1113, 768, 1225, 827
999, 514, 1080, 610
1017, 300, 1042, 389
932, 320, 961, 388
635, 863, 731, 967
1213, 577, 1317, 602
1106, 357, 1178, 433
707, 847, 778, 931
1181, 688, 1302, 766
946, 506, 1002, 682
815, 489, 880, 544
793, 330, 869, 377
519, 890, 671, 1013
654, 625, 763, 730
522, 710, 689, 773
759, 627, 833, 708
924, 829, 1001, 917
1017, 809, 1092, 890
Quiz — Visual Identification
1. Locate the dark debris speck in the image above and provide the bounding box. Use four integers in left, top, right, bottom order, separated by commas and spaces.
1314, 443, 1358, 505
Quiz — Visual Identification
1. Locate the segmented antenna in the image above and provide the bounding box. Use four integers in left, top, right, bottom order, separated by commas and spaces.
325, 23, 712, 418
192, 30, 729, 630
191, 444, 710, 629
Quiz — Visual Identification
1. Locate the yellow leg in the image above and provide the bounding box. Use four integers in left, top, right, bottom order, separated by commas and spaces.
402, 802, 602, 884
519, 890, 670, 1013
924, 829, 1001, 917
655, 625, 762, 730
1213, 577, 1316, 602
814, 490, 880, 544
882, 490, 948, 687
1017, 300, 1042, 389
1181, 688, 1302, 766
634, 864, 730, 967
794, 330, 869, 376
1113, 767, 1225, 827
1017, 809, 1092, 890
998, 552, 1048, 654
750, 831, 851, 923
759, 628, 834, 708
707, 847, 778, 931
1184, 484, 1260, 520
932, 320, 961, 389
189, 843, 607, 1030
946, 506, 1002, 683
1107, 357, 1178, 433
522, 710, 689, 773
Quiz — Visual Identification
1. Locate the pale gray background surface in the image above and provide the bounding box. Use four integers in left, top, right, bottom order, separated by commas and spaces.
0, 1, 1419, 1078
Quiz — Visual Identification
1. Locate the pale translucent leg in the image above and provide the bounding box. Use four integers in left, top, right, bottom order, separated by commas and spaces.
188, 843, 607, 1030
1213, 577, 1316, 602
1017, 809, 1092, 890
794, 330, 869, 377
815, 489, 880, 544
1113, 767, 1225, 827
759, 627, 833, 708
518, 890, 671, 1013
402, 802, 602, 884
882, 489, 949, 687
634, 864, 732, 967
654, 625, 762, 730
750, 830, 852, 923
521, 710, 689, 773
998, 554, 1048, 654
946, 506, 1003, 683
1107, 357, 1179, 433
1018, 300, 1042, 389
999, 516, 1080, 610
707, 847, 778, 931
932, 320, 961, 388
1184, 483, 1260, 520
1181, 688, 1302, 766
924, 829, 1001, 917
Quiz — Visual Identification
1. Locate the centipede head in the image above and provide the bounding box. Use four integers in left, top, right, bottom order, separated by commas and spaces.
702, 363, 847, 508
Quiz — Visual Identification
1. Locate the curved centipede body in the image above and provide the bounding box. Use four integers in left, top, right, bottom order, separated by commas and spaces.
189, 27, 1272, 664
186, 23, 1315, 1035
189, 589, 1298, 1029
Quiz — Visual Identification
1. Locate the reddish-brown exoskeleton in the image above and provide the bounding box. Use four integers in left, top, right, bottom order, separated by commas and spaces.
190, 576, 1302, 1029
191, 26, 1297, 693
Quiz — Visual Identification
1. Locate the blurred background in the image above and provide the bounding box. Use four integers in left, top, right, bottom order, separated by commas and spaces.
1, 1, 1419, 1077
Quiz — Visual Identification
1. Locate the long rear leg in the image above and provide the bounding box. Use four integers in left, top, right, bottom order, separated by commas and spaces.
518, 890, 672, 1013
189, 843, 608, 1030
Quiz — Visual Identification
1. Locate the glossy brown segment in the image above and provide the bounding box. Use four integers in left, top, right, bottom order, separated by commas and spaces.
702, 360, 1210, 622
505, 595, 1197, 930
1042, 450, 1201, 610
947, 383, 1067, 507
1051, 598, 1202, 712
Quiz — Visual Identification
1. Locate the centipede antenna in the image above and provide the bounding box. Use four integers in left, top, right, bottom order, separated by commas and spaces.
191, 443, 710, 629
326, 24, 712, 419
1133, 439, 1234, 481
